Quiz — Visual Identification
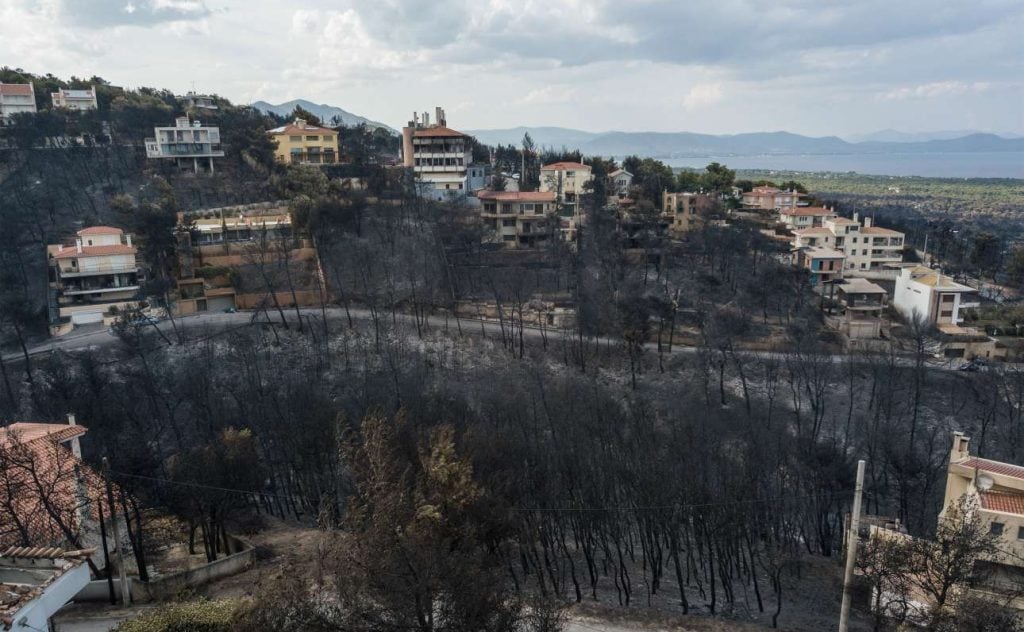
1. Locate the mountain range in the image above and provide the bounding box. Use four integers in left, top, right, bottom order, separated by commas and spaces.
466, 127, 1024, 157
251, 99, 396, 133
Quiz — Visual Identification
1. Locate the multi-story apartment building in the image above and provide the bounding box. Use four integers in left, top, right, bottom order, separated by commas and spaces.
145, 116, 224, 173
893, 265, 979, 326
661, 191, 708, 234
47, 227, 140, 327
540, 162, 593, 239
0, 82, 37, 122
779, 206, 836, 230
794, 245, 845, 286
741, 186, 803, 210
267, 118, 340, 165
791, 214, 904, 274
401, 107, 471, 200
51, 87, 98, 111
478, 191, 556, 248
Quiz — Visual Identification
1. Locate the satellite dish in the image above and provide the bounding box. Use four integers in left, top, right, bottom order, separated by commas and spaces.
977, 474, 994, 491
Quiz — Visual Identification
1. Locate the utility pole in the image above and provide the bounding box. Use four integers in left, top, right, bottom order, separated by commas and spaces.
102, 457, 131, 606
839, 459, 866, 632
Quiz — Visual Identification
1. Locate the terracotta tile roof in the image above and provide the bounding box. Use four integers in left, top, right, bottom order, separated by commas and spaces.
411, 126, 466, 138
961, 457, 1024, 481
477, 190, 556, 202
52, 244, 136, 259
76, 226, 123, 236
542, 162, 590, 171
979, 490, 1024, 516
0, 547, 90, 628
0, 423, 108, 550
0, 83, 33, 96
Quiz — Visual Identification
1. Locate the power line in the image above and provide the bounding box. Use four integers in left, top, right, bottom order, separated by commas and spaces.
109, 469, 324, 504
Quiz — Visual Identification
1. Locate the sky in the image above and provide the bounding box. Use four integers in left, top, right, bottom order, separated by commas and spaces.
2, 0, 1023, 137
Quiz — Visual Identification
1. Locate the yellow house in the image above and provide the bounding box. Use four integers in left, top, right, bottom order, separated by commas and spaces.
267, 118, 340, 165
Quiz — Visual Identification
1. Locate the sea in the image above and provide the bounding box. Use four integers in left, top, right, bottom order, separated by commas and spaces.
659, 152, 1023, 179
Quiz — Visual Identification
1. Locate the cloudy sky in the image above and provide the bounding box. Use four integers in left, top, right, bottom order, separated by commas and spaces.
3, 0, 1022, 136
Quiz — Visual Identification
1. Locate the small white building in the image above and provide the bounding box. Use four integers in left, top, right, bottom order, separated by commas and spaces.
0, 83, 37, 123
0, 548, 92, 632
51, 87, 98, 111
892, 265, 979, 326
608, 169, 633, 197
145, 116, 224, 173
181, 91, 218, 110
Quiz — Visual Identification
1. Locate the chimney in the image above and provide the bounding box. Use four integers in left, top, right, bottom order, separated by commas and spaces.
125, 234, 132, 247
67, 413, 82, 459
423, 112, 430, 127
295, 118, 306, 130
951, 431, 970, 463
436, 106, 445, 127
75, 238, 82, 254
863, 216, 872, 228
852, 212, 859, 223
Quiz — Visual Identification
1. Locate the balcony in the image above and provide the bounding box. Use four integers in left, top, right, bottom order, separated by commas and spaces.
61, 285, 140, 296
59, 264, 138, 277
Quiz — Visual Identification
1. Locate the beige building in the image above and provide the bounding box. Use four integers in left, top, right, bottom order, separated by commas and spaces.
795, 245, 845, 287
145, 116, 224, 173
661, 191, 708, 234
0, 82, 37, 122
401, 106, 471, 200
477, 190, 556, 248
51, 87, 97, 111
893, 265, 978, 327
47, 226, 140, 328
267, 118, 340, 165
791, 213, 904, 275
741, 186, 802, 210
779, 206, 836, 230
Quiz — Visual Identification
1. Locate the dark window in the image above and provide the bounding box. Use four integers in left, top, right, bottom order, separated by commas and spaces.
1017, 526, 1024, 540
991, 522, 1004, 536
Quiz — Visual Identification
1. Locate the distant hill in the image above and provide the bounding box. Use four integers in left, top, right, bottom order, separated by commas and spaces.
467, 126, 1024, 157
845, 129, 995, 143
252, 99, 397, 134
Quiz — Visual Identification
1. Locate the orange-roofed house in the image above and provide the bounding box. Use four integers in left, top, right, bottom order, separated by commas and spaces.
0, 417, 110, 554
741, 186, 803, 211
401, 106, 472, 200
47, 226, 140, 329
0, 82, 37, 123
267, 118, 340, 165
790, 213, 905, 276
477, 190, 557, 248
942, 432, 1024, 589
779, 206, 837, 230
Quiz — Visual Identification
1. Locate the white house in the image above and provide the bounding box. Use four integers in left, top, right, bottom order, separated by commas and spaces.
791, 213, 904, 275
609, 169, 633, 197
401, 106, 471, 200
892, 265, 979, 326
0, 83, 37, 122
145, 116, 224, 173
48, 226, 140, 327
51, 87, 98, 111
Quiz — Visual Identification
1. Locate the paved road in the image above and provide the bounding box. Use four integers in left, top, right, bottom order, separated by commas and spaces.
2, 306, 988, 375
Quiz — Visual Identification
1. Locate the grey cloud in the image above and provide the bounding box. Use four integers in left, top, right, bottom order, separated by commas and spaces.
60, 0, 211, 28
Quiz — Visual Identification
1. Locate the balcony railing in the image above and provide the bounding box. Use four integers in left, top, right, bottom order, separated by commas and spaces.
59, 264, 138, 276
61, 285, 140, 296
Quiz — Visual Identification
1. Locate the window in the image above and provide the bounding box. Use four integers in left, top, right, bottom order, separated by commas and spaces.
305, 135, 319, 141
289, 135, 301, 142
502, 219, 516, 227
1017, 526, 1024, 540
991, 522, 1005, 536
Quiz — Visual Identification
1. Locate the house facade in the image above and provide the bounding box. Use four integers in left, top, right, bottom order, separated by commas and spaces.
401, 107, 471, 200
609, 169, 633, 197
51, 87, 98, 111
893, 265, 978, 326
477, 190, 556, 248
791, 214, 904, 274
181, 91, 218, 110
267, 118, 340, 165
779, 206, 837, 230
795, 245, 846, 286
661, 191, 706, 234
0, 82, 37, 122
145, 117, 224, 173
48, 227, 140, 327
741, 186, 802, 210
0, 548, 91, 632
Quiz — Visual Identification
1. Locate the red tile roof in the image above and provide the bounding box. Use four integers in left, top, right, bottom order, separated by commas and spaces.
0, 423, 108, 550
783, 207, 834, 216
542, 162, 590, 171
477, 190, 556, 202
52, 244, 136, 259
0, 83, 33, 96
411, 126, 466, 138
979, 490, 1024, 516
76, 226, 123, 236
961, 457, 1024, 481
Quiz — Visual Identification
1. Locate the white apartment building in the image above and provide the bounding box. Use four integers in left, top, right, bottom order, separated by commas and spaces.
48, 226, 140, 326
401, 106, 471, 200
893, 265, 979, 326
477, 190, 556, 248
791, 213, 904, 274
145, 116, 224, 173
51, 87, 98, 111
779, 206, 837, 230
0, 82, 37, 122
